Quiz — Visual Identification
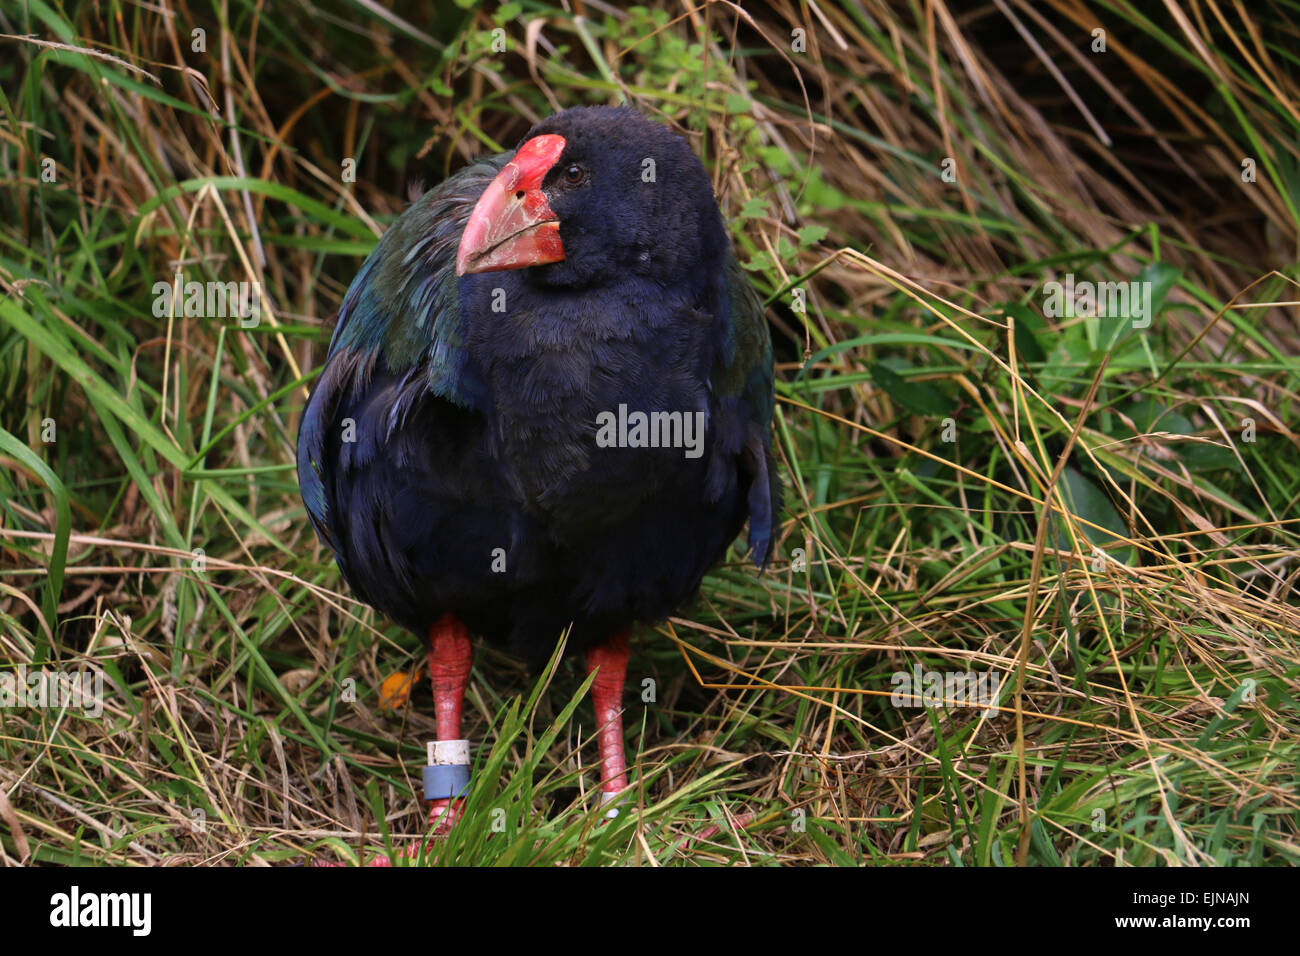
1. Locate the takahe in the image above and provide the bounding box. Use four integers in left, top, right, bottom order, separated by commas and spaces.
297, 105, 779, 828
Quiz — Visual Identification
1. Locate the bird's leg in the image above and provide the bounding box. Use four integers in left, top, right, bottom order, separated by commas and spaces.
424, 613, 473, 833
585, 629, 630, 809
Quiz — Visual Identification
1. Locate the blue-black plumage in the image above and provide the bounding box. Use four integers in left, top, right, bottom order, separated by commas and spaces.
298, 105, 779, 672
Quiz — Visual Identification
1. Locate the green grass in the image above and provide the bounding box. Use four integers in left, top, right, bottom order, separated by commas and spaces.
0, 0, 1297, 866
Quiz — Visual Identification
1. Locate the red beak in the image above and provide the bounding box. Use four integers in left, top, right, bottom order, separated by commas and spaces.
456, 134, 567, 276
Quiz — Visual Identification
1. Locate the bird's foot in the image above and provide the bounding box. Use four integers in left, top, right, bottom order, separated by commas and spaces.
676, 810, 758, 851
426, 797, 464, 834
310, 800, 465, 866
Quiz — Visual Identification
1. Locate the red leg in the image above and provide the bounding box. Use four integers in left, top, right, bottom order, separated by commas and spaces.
428, 613, 472, 739
426, 613, 473, 832
585, 629, 630, 803
313, 615, 473, 865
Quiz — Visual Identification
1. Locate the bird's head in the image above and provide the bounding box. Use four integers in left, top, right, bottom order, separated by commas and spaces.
456, 105, 726, 291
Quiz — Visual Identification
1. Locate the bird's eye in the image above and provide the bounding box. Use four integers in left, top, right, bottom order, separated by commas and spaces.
563, 164, 585, 186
